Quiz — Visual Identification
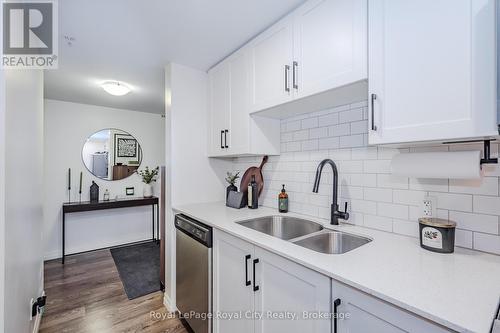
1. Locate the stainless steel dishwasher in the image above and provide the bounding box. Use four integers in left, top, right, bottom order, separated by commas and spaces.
175, 214, 212, 333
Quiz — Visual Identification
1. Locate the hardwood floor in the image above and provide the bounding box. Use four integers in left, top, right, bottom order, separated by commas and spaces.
40, 249, 188, 333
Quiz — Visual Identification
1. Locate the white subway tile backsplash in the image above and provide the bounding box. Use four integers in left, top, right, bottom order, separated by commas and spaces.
282, 132, 293, 142
473, 196, 500, 215
364, 188, 392, 203
393, 190, 426, 206
285, 141, 301, 152
328, 123, 350, 137
393, 219, 419, 238
231, 101, 500, 256
449, 177, 498, 196
350, 173, 377, 187
350, 199, 377, 215
449, 211, 499, 234
285, 120, 301, 132
364, 215, 393, 232
293, 129, 309, 141
473, 233, 500, 255
302, 139, 319, 151
363, 160, 392, 174
377, 174, 409, 189
301, 117, 319, 129
430, 192, 472, 212
377, 203, 409, 219
318, 137, 340, 150
351, 120, 368, 135
455, 229, 473, 249
309, 127, 328, 139
340, 134, 364, 148
337, 161, 363, 174
351, 147, 377, 160
318, 113, 339, 126
329, 149, 352, 161
410, 178, 449, 192
339, 108, 363, 123
340, 186, 364, 200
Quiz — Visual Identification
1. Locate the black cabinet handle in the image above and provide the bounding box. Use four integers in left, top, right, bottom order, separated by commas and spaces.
253, 259, 259, 292
220, 130, 224, 149
224, 129, 229, 148
245, 255, 251, 286
284, 65, 290, 92
292, 61, 298, 89
333, 298, 341, 332
371, 93, 377, 131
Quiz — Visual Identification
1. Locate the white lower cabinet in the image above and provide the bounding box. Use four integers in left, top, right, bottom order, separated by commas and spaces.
214, 229, 453, 333
331, 280, 452, 333
213, 230, 331, 333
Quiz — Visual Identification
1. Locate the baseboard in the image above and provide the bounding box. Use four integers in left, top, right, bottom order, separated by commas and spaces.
163, 293, 176, 313
43, 236, 152, 261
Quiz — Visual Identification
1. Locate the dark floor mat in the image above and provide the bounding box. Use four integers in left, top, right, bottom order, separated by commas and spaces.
110, 241, 160, 300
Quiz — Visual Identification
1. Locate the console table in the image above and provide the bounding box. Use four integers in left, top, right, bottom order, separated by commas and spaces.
62, 197, 159, 264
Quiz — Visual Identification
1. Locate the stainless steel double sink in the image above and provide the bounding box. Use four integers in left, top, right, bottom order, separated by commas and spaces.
237, 215, 371, 254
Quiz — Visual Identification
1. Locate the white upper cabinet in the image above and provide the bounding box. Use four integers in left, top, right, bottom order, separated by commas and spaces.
249, 18, 295, 112
227, 51, 251, 154
208, 49, 281, 157
368, 0, 497, 145
208, 63, 230, 156
246, 0, 368, 116
293, 0, 367, 100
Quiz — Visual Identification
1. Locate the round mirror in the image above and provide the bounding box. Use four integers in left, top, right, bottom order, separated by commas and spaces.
82, 129, 142, 181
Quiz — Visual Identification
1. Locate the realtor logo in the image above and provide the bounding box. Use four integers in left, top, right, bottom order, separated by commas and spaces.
2, 0, 58, 68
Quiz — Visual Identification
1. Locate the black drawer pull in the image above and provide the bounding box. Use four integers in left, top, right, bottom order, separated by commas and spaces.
220, 130, 224, 149
253, 259, 259, 292
245, 255, 251, 286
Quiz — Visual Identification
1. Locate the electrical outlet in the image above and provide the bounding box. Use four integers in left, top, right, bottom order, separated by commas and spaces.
421, 196, 437, 217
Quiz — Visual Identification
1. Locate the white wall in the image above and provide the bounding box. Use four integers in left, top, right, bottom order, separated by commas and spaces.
43, 100, 165, 259
4, 70, 45, 333
164, 63, 232, 310
233, 101, 500, 256
0, 69, 5, 333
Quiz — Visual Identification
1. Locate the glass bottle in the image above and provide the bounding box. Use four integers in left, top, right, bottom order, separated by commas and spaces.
248, 175, 258, 209
279, 184, 288, 213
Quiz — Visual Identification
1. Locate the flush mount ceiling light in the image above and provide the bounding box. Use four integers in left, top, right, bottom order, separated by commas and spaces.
101, 81, 131, 96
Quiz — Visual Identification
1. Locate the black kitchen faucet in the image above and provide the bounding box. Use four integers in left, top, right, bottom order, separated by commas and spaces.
312, 159, 349, 225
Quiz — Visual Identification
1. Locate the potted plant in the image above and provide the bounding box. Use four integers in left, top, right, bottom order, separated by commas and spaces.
225, 171, 240, 199
138, 166, 159, 198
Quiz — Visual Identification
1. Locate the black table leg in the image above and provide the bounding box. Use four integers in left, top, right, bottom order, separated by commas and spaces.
62, 212, 65, 264
152, 204, 155, 241
156, 203, 160, 242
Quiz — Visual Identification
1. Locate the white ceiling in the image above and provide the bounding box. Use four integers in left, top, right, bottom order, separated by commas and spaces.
44, 0, 306, 114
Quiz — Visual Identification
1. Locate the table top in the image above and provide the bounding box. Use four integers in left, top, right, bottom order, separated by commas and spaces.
63, 196, 158, 213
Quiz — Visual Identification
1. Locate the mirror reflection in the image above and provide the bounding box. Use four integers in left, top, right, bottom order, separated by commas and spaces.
82, 129, 142, 181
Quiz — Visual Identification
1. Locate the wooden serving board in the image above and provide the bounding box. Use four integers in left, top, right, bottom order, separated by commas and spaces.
240, 156, 268, 196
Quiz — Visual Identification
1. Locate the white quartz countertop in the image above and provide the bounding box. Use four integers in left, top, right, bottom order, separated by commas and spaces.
173, 202, 500, 333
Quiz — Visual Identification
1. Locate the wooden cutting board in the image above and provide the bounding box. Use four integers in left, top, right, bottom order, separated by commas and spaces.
240, 156, 268, 197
